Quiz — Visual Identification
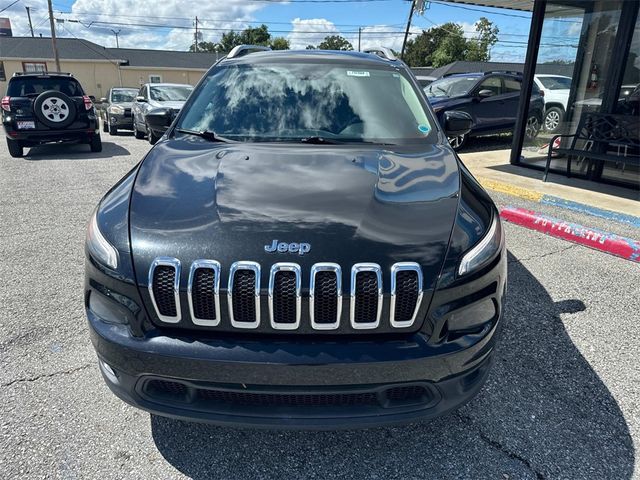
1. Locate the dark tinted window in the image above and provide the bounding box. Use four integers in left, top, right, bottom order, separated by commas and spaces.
178, 63, 435, 144
478, 77, 502, 95
503, 77, 521, 93
7, 77, 84, 97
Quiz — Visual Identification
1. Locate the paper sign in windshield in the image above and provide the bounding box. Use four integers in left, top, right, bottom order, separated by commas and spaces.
347, 71, 370, 77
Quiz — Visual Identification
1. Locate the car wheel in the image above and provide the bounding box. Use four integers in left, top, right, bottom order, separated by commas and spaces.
102, 116, 108, 132
525, 114, 541, 140
6, 138, 24, 158
33, 90, 77, 129
108, 122, 118, 136
147, 124, 160, 145
90, 134, 103, 153
447, 133, 467, 151
134, 122, 145, 139
543, 107, 564, 133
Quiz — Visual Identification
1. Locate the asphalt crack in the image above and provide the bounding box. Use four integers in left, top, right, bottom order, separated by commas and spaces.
1, 363, 94, 388
456, 412, 546, 480
508, 244, 578, 265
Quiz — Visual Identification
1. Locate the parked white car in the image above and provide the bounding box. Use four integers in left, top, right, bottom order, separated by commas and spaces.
534, 74, 572, 133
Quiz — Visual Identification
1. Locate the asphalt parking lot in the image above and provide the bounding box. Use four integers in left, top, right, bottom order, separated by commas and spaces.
1, 132, 638, 479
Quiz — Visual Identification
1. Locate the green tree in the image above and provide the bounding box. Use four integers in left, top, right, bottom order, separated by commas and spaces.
238, 25, 271, 46
317, 35, 353, 51
305, 45, 316, 50
402, 18, 499, 67
270, 37, 290, 50
188, 41, 217, 53
465, 17, 499, 62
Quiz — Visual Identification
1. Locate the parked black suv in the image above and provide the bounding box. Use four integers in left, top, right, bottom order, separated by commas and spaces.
85, 46, 506, 428
2, 72, 101, 157
425, 72, 545, 151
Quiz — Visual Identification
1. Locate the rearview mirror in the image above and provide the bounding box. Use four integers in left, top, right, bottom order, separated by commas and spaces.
477, 89, 495, 98
136, 96, 146, 102
99, 97, 107, 103
444, 110, 473, 136
145, 107, 174, 132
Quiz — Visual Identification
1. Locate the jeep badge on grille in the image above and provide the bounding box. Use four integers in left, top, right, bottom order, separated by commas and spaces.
264, 240, 311, 255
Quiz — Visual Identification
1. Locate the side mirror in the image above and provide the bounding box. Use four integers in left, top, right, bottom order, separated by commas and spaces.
99, 97, 107, 103
444, 110, 473, 136
145, 107, 174, 133
477, 89, 495, 99
136, 96, 147, 102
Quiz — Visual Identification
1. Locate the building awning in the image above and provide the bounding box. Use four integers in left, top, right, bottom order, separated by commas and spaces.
440, 0, 534, 12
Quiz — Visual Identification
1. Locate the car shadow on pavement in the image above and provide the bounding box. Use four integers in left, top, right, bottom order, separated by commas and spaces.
23, 141, 130, 160
149, 253, 634, 479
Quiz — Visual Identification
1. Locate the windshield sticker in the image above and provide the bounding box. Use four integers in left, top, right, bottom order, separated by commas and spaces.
418, 124, 431, 135
347, 70, 370, 77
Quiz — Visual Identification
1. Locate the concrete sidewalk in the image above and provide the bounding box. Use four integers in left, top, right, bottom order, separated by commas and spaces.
460, 149, 639, 218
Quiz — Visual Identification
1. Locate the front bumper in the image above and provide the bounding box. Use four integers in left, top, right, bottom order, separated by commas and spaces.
88, 308, 499, 429
108, 113, 133, 129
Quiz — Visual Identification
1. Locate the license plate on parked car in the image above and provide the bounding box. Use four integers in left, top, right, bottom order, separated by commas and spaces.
17, 121, 35, 129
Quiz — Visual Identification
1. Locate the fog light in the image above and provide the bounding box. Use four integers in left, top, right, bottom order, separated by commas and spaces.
99, 359, 119, 384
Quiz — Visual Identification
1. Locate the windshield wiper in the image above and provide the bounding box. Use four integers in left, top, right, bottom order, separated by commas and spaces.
300, 136, 343, 145
175, 128, 234, 143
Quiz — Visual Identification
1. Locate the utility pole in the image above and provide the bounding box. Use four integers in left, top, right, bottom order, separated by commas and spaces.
358, 27, 362, 52
110, 29, 120, 48
25, 6, 34, 37
400, 0, 416, 61
47, 0, 61, 71
194, 16, 198, 52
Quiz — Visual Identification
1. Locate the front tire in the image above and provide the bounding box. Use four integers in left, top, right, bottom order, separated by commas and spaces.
102, 116, 108, 132
525, 114, 542, 140
147, 124, 160, 145
543, 107, 564, 133
447, 133, 468, 151
134, 123, 145, 139
108, 122, 118, 136
90, 134, 103, 153
7, 138, 24, 158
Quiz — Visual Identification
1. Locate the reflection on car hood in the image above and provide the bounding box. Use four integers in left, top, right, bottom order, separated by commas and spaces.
129, 137, 461, 293
150, 100, 185, 109
110, 102, 134, 108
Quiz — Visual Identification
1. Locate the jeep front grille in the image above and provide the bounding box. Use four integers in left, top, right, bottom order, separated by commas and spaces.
148, 257, 181, 323
149, 259, 423, 332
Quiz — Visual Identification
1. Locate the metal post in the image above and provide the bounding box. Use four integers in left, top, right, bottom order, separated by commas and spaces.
26, 6, 34, 37
47, 0, 61, 72
400, 0, 416, 61
358, 27, 361, 52
110, 29, 120, 48
510, 0, 546, 165
194, 16, 199, 52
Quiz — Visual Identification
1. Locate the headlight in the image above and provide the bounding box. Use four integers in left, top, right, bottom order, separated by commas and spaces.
458, 214, 503, 276
108, 105, 124, 115
86, 209, 119, 269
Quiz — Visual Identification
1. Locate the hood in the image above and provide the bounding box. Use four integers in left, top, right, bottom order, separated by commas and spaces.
129, 137, 461, 294
111, 101, 133, 108
150, 100, 185, 109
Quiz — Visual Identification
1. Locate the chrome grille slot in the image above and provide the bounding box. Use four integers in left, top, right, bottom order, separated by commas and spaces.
148, 257, 181, 323
268, 263, 301, 330
310, 263, 342, 330
228, 261, 261, 329
350, 263, 382, 329
390, 262, 423, 328
188, 260, 221, 326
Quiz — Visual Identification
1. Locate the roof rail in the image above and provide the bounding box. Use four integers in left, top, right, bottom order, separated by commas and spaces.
13, 71, 73, 77
363, 47, 397, 61
227, 45, 271, 59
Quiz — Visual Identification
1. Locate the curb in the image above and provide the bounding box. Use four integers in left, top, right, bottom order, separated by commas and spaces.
500, 207, 640, 263
478, 177, 640, 229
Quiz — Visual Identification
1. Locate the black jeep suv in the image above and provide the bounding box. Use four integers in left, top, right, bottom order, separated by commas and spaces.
2, 72, 101, 157
85, 46, 506, 429
425, 72, 545, 151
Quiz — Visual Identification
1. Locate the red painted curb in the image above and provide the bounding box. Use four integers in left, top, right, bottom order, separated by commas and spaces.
500, 207, 640, 263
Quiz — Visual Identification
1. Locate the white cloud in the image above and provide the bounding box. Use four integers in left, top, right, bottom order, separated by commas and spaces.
287, 18, 338, 50
353, 25, 420, 52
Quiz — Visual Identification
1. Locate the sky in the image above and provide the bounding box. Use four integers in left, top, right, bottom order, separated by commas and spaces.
0, 0, 583, 64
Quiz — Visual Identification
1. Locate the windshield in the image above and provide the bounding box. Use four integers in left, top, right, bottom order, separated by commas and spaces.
177, 63, 435, 144
110, 89, 137, 103
150, 85, 193, 102
425, 77, 478, 98
537, 76, 572, 90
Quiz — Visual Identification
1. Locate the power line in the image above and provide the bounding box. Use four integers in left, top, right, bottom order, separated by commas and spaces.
0, 0, 21, 14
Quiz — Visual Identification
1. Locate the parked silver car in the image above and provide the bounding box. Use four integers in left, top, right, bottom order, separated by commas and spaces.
131, 83, 193, 144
